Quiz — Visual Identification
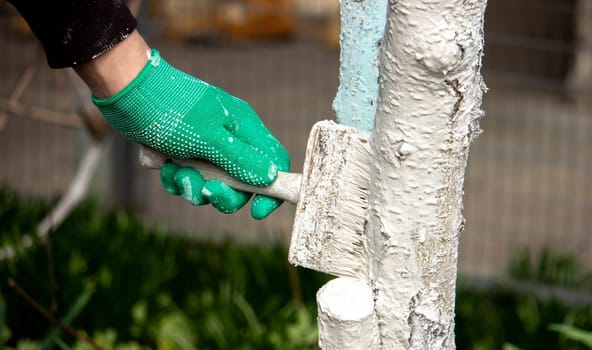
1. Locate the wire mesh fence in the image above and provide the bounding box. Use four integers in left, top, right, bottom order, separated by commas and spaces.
0, 1, 590, 285
461, 0, 592, 279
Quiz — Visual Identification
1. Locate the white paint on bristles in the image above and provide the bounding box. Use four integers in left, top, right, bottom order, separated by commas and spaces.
289, 120, 372, 279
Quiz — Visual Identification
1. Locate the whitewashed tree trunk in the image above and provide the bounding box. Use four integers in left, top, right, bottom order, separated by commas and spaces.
366, 0, 487, 349
314, 1, 387, 348
317, 277, 379, 349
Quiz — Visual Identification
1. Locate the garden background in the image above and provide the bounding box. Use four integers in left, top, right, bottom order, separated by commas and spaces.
1, 0, 591, 348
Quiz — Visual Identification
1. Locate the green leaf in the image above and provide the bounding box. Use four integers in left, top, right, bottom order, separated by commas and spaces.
154, 312, 197, 350
234, 292, 263, 337
39, 284, 95, 350
502, 343, 524, 350
550, 324, 592, 348
0, 292, 5, 345
14, 339, 39, 350
55, 337, 72, 350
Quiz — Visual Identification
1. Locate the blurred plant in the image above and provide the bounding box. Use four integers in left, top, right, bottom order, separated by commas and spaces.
0, 186, 328, 349
70, 329, 146, 350
4, 187, 592, 350
152, 311, 197, 350
508, 247, 592, 289
550, 324, 592, 348
1, 291, 6, 344
502, 343, 524, 350
456, 247, 592, 350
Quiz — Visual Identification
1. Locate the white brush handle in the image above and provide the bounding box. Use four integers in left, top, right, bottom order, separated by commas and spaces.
139, 146, 301, 205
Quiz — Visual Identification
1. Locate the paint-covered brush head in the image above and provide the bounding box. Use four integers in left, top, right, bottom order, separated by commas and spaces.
139, 119, 372, 279
289, 120, 371, 278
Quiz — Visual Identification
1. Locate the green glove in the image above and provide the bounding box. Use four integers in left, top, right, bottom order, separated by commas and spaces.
160, 162, 252, 214
93, 49, 290, 219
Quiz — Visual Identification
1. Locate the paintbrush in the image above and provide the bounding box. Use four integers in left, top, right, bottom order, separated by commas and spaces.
139, 120, 371, 278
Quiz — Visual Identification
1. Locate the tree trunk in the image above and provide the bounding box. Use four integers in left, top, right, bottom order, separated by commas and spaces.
366, 0, 487, 348
317, 277, 379, 349
333, 0, 388, 131
314, 1, 387, 348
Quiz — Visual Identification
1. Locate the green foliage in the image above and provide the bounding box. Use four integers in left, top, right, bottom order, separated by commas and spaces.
0, 187, 328, 349
550, 324, 592, 348
38, 285, 94, 350
456, 248, 592, 350
508, 248, 592, 289
0, 291, 6, 344
2, 187, 592, 349
502, 343, 524, 350
455, 286, 592, 350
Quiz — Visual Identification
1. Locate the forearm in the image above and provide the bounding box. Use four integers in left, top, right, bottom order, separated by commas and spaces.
73, 30, 150, 99
7, 0, 137, 69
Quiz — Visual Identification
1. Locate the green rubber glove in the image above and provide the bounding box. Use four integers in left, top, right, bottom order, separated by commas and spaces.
160, 162, 252, 214
93, 49, 290, 219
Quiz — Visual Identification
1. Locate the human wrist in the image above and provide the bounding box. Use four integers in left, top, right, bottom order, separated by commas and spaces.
92, 49, 209, 137
73, 30, 150, 99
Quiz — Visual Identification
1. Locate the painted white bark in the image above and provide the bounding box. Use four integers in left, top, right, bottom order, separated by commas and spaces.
315, 0, 387, 347
366, 0, 487, 348
317, 277, 378, 349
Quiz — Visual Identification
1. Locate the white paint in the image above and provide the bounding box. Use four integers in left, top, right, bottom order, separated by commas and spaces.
266, 163, 277, 182
366, 0, 487, 348
317, 277, 379, 349
289, 121, 371, 279
181, 176, 193, 200
317, 277, 374, 320
315, 1, 387, 348
149, 51, 161, 67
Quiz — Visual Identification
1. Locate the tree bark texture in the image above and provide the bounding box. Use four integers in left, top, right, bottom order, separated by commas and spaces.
315, 1, 387, 347
366, 0, 487, 349
333, 0, 388, 131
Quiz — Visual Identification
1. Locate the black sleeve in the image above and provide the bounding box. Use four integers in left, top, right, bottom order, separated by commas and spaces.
7, 0, 137, 68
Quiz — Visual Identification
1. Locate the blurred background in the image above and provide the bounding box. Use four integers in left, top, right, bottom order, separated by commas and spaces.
0, 0, 591, 349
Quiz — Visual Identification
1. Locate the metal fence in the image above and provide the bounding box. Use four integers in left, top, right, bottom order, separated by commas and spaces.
1, 1, 590, 282
461, 0, 592, 278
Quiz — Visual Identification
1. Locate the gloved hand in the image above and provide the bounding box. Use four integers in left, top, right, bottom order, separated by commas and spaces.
93, 49, 290, 219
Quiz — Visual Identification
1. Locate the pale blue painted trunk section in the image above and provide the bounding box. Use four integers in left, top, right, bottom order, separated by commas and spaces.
333, 0, 388, 131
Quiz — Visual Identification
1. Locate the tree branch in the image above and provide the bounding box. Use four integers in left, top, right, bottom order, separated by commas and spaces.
7, 278, 106, 350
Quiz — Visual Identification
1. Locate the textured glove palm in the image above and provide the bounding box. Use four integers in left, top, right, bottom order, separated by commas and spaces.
93, 49, 290, 219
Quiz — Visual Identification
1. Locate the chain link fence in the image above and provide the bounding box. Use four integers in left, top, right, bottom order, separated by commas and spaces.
1, 1, 590, 285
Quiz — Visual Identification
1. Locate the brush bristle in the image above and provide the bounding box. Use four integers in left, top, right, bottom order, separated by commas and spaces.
289, 120, 371, 278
